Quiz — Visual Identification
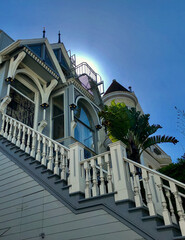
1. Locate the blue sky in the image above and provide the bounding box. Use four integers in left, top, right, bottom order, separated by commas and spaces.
1, 0, 185, 162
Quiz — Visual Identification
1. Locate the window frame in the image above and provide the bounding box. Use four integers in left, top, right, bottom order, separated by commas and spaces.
50, 91, 65, 140
6, 76, 39, 130
74, 101, 95, 151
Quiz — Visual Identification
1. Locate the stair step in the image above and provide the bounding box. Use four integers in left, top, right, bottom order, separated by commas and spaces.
48, 174, 59, 179
35, 164, 46, 169
157, 224, 181, 238
62, 185, 71, 190
24, 156, 33, 161
14, 149, 23, 153
19, 152, 28, 157
129, 206, 148, 212
29, 160, 40, 165
157, 224, 179, 231
6, 142, 13, 147
141, 215, 164, 226
41, 169, 52, 174
128, 206, 149, 217
55, 179, 66, 184
10, 145, 18, 150
157, 224, 180, 232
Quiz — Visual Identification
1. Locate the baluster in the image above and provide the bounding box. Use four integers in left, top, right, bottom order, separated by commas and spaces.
41, 137, 47, 165
35, 134, 41, 162
16, 123, 22, 147
67, 150, 71, 185
54, 144, 59, 175
66, 151, 70, 183
129, 163, 142, 207
142, 169, 156, 216
4, 116, 9, 138
91, 159, 99, 197
20, 125, 26, 151
165, 189, 177, 224
60, 147, 66, 180
46, 141, 49, 159
98, 156, 106, 195
84, 161, 91, 198
105, 153, 113, 193
30, 131, 36, 157
0, 114, 5, 136
154, 175, 172, 225
169, 182, 185, 236
12, 121, 17, 144
25, 128, 31, 154
47, 140, 53, 170
7, 118, 13, 141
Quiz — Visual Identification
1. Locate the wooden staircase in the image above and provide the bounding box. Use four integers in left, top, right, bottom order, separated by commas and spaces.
0, 113, 185, 240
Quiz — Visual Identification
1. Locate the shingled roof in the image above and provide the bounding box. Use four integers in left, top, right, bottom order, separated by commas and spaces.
104, 79, 129, 95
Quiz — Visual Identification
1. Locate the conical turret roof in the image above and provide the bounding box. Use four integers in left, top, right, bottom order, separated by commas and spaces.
104, 79, 129, 95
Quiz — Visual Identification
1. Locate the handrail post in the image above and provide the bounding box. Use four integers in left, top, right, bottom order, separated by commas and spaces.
109, 141, 134, 202
69, 142, 85, 195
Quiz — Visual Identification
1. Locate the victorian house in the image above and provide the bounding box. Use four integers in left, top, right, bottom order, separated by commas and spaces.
0, 29, 184, 240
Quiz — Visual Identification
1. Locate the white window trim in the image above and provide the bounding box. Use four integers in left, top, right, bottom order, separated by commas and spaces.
50, 90, 65, 139
6, 75, 39, 130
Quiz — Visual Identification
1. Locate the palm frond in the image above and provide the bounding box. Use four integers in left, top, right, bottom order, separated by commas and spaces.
142, 135, 178, 152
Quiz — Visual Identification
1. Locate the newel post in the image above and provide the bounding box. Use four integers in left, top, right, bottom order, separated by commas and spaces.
69, 142, 85, 194
109, 141, 134, 202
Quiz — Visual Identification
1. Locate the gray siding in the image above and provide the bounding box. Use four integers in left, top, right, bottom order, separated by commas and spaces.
0, 152, 144, 240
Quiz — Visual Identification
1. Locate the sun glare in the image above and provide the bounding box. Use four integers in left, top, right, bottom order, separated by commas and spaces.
76, 55, 101, 76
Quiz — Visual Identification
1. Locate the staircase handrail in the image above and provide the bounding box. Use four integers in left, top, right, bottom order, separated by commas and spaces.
80, 151, 110, 164
123, 156, 185, 190
2, 113, 70, 152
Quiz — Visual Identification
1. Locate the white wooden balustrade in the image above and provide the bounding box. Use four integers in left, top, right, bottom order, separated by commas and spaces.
0, 114, 70, 181
1, 113, 185, 237
123, 157, 185, 236
80, 151, 113, 198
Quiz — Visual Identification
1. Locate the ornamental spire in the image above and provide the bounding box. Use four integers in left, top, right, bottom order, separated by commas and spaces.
43, 27, 46, 38
58, 31, 61, 43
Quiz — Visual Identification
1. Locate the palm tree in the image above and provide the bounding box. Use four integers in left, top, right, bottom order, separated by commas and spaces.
99, 101, 178, 163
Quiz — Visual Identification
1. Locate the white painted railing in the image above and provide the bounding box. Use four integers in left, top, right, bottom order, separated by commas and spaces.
1, 114, 185, 236
69, 141, 185, 237
75, 62, 104, 95
80, 151, 113, 198
124, 157, 185, 236
0, 114, 70, 181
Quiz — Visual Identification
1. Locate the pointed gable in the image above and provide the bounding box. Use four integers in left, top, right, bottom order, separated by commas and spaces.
104, 79, 129, 95
53, 48, 70, 77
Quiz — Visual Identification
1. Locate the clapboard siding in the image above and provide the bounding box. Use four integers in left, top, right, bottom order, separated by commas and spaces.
0, 168, 23, 180
0, 151, 144, 240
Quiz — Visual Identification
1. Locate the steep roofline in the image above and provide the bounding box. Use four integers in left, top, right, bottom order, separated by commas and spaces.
104, 79, 129, 96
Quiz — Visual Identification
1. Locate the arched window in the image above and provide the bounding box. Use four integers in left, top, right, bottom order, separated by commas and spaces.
74, 101, 94, 150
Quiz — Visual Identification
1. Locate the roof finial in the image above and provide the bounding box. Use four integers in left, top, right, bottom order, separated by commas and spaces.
58, 31, 61, 43
43, 27, 46, 38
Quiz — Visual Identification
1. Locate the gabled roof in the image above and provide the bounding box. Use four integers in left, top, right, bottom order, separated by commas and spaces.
0, 37, 67, 83
20, 38, 66, 82
104, 79, 129, 95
